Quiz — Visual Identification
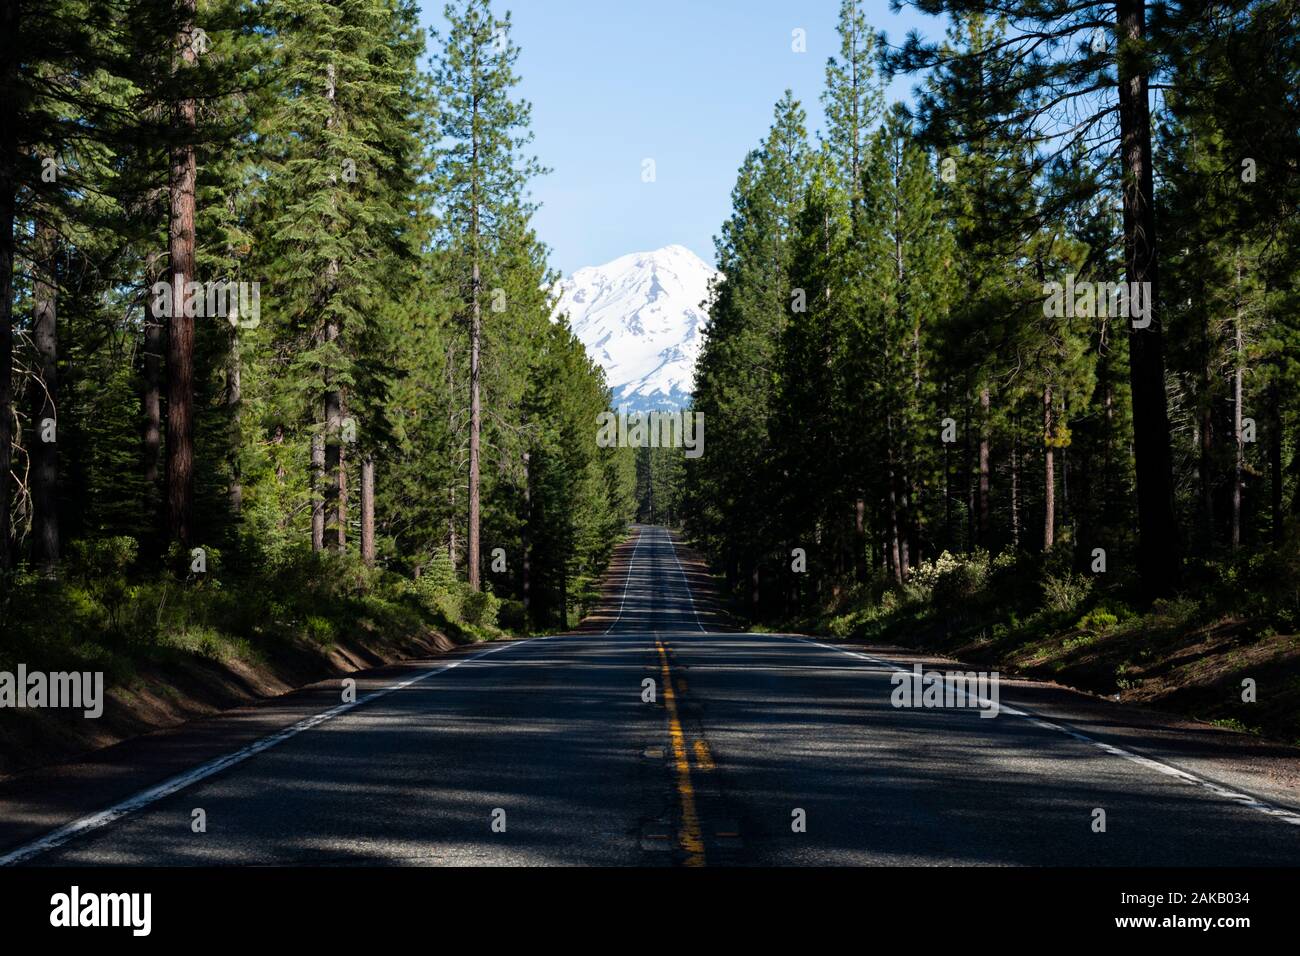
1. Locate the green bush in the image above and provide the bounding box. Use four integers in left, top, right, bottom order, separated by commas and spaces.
306, 615, 336, 645
68, 535, 138, 580
67, 536, 138, 633
905, 551, 990, 614
498, 599, 527, 632
414, 551, 463, 622
932, 554, 989, 612
1077, 608, 1119, 632
462, 589, 500, 628
827, 613, 856, 637
1041, 571, 1093, 614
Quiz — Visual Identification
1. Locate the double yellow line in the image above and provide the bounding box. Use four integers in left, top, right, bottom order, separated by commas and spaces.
656, 639, 706, 866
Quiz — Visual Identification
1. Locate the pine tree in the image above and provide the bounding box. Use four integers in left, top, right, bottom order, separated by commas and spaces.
853, 106, 956, 580
821, 0, 883, 218
916, 12, 1036, 554
893, 0, 1183, 594
686, 91, 810, 609
432, 0, 545, 591
260, 0, 423, 554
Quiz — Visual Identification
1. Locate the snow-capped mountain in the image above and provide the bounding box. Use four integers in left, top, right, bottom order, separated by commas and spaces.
551, 244, 717, 412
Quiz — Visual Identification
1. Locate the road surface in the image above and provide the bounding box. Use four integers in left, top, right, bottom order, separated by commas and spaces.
5, 525, 1300, 866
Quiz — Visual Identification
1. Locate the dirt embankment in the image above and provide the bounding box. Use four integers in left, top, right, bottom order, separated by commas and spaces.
0, 624, 459, 780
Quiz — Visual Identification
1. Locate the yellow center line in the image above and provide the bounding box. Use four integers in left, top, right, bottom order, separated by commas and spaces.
656, 639, 706, 866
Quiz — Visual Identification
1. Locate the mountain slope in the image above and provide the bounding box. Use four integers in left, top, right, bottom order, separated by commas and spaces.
551, 244, 718, 412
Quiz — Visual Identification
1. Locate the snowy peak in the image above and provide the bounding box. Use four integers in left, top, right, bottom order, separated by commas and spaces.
552, 244, 717, 412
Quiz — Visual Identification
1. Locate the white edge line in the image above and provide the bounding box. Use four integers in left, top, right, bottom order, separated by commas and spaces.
783, 634, 1300, 828
603, 526, 643, 634
664, 528, 706, 632
0, 637, 543, 867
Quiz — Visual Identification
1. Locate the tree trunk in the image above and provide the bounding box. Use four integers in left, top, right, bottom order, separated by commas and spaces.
337, 396, 348, 550
559, 560, 567, 630
323, 324, 342, 551
226, 300, 242, 517
166, 0, 199, 550
142, 251, 164, 491
1076, 413, 1094, 572
448, 482, 457, 566
29, 220, 59, 572
360, 455, 375, 566
1011, 414, 1021, 549
1117, 0, 1179, 594
898, 469, 912, 578
167, 0, 200, 548
978, 385, 990, 545
944, 390, 955, 548
1102, 381, 1116, 528
466, 77, 483, 591
0, 0, 17, 572
1061, 423, 1070, 530
522, 449, 531, 626
311, 431, 324, 551
338, 437, 348, 550
1269, 379, 1282, 546
1231, 258, 1244, 550
1199, 385, 1215, 552
1043, 382, 1055, 551
322, 62, 343, 553
886, 416, 904, 585
468, 253, 482, 589
222, 192, 243, 521
1195, 273, 1215, 551
853, 496, 866, 583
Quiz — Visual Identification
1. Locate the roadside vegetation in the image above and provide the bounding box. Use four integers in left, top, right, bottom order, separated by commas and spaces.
682, 1, 1300, 745
798, 543, 1300, 745
0, 532, 530, 775
1, 0, 635, 770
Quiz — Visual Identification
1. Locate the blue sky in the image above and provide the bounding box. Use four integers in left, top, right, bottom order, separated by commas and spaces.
417, 1, 947, 275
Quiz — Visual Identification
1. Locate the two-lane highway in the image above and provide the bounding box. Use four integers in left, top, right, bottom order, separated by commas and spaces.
5, 525, 1300, 866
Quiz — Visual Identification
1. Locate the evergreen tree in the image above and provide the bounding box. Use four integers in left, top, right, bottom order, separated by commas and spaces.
685, 91, 810, 608
432, 0, 545, 590
892, 0, 1184, 595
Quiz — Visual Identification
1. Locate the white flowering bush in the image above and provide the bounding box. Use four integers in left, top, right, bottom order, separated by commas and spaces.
908, 550, 990, 612
908, 551, 965, 593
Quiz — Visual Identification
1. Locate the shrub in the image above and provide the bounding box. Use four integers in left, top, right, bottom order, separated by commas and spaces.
306, 616, 336, 645
1077, 608, 1119, 632
414, 551, 463, 622
908, 551, 989, 614
907, 552, 950, 594
827, 613, 856, 637
1041, 571, 1093, 614
498, 599, 527, 632
1150, 596, 1198, 624
462, 589, 500, 628
68, 535, 138, 580
932, 555, 989, 613
65, 536, 142, 635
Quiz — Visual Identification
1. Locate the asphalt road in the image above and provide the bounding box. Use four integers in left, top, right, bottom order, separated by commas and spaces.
8, 525, 1300, 866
